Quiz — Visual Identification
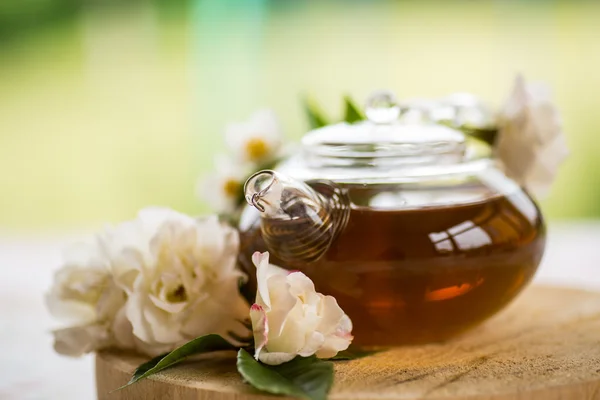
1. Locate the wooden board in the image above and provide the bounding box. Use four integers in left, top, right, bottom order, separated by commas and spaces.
96, 285, 600, 400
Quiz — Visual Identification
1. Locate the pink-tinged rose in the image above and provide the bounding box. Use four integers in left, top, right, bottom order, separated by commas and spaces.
249, 252, 353, 365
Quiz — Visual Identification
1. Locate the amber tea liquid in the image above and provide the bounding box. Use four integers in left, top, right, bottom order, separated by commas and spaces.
239, 187, 545, 346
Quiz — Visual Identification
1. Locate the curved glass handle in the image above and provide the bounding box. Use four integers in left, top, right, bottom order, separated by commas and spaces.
244, 170, 350, 265
244, 170, 283, 215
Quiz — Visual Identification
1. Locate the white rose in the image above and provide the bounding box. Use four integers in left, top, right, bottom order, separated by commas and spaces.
496, 75, 568, 198
225, 109, 283, 165
249, 252, 353, 366
46, 241, 127, 357
108, 208, 250, 356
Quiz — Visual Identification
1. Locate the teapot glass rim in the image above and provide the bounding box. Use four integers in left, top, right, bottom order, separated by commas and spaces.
276, 154, 497, 184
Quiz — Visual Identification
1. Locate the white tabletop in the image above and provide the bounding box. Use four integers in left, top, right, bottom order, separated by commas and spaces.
1, 222, 599, 400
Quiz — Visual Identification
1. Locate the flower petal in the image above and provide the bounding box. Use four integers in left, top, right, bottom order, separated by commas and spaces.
265, 301, 306, 355
250, 304, 269, 360
286, 271, 316, 300
298, 331, 325, 357
258, 351, 296, 366
262, 274, 296, 336
142, 302, 184, 345
148, 294, 187, 314
253, 252, 272, 309
52, 324, 110, 357
125, 292, 156, 344
46, 295, 97, 325
316, 295, 346, 335
316, 314, 353, 359
111, 306, 135, 350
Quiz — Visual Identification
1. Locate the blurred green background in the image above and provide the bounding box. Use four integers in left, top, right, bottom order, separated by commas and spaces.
1, 0, 599, 230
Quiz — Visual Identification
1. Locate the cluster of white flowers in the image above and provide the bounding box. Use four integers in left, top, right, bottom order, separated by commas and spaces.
46, 208, 354, 364
198, 110, 284, 215
46, 208, 251, 357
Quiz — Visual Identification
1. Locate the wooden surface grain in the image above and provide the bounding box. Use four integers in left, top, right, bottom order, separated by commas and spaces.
96, 285, 600, 400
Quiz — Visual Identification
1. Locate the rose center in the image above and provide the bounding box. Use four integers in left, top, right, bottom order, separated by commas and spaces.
167, 285, 187, 303
245, 137, 270, 162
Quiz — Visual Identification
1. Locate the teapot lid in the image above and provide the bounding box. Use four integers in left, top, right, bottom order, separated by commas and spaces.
301, 91, 467, 169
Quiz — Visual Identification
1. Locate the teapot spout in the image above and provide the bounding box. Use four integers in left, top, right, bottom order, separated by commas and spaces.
244, 170, 350, 265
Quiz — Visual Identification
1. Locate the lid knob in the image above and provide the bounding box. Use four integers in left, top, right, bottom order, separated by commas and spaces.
365, 90, 401, 124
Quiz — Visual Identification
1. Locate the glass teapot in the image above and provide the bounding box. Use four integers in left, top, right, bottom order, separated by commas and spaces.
237, 91, 545, 347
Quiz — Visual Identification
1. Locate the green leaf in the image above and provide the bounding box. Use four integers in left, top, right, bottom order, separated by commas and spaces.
130, 353, 168, 381
328, 347, 376, 361
118, 334, 237, 390
237, 349, 334, 400
438, 120, 498, 146
343, 95, 364, 123
464, 126, 498, 146
303, 97, 330, 129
